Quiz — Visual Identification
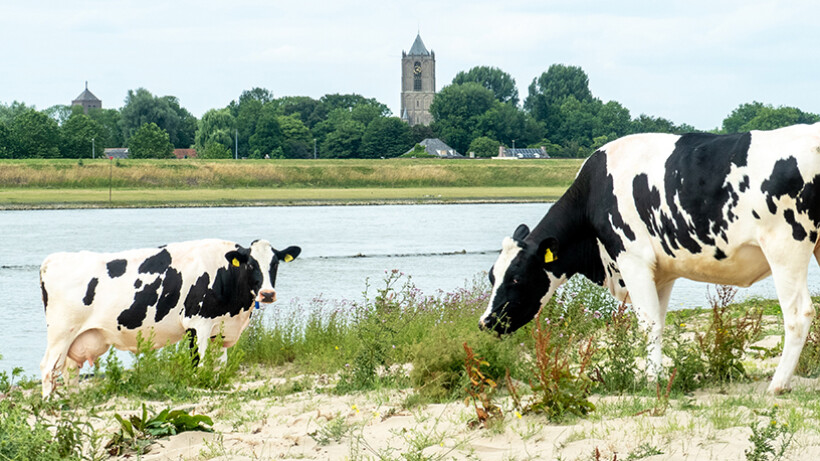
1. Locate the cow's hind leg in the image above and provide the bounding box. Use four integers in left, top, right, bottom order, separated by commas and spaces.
40, 338, 73, 398
764, 239, 815, 393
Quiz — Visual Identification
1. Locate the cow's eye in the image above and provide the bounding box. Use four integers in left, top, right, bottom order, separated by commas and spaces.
511, 278, 520, 285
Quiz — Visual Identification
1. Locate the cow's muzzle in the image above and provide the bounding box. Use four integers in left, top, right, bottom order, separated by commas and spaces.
258, 289, 277, 304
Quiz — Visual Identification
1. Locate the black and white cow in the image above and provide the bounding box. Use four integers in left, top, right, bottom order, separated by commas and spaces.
39, 238, 300, 397
480, 123, 820, 393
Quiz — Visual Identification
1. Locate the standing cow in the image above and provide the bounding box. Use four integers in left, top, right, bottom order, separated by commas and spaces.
480, 123, 820, 393
39, 238, 300, 397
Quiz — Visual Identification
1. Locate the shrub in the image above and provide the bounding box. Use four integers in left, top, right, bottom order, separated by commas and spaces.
696, 285, 762, 384
593, 302, 647, 393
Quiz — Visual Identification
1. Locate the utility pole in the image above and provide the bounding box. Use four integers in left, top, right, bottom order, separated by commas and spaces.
313, 139, 317, 159
92, 138, 95, 159
235, 129, 238, 160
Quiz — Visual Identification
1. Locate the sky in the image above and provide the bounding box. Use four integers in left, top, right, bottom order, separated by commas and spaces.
2, 0, 820, 131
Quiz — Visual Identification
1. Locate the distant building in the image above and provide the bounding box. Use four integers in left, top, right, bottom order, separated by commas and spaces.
404, 138, 462, 158
104, 148, 129, 159
497, 146, 550, 159
71, 82, 102, 114
173, 149, 197, 159
400, 34, 435, 127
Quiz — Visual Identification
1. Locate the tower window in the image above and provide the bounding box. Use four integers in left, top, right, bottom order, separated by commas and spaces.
413, 61, 422, 91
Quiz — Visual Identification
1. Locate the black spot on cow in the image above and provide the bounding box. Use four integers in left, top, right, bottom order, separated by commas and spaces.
134, 279, 142, 289
139, 249, 172, 274
811, 231, 819, 243
154, 268, 182, 322
753, 210, 760, 220
41, 281, 48, 312
783, 209, 808, 241
618, 279, 626, 288
739, 175, 750, 192
183, 255, 261, 320
106, 259, 127, 278
662, 132, 752, 251
117, 277, 162, 329
184, 273, 211, 318
761, 157, 804, 215
714, 248, 727, 260
83, 277, 99, 306
797, 174, 820, 229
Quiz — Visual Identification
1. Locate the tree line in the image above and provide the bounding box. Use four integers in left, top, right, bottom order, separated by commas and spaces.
1, 64, 818, 159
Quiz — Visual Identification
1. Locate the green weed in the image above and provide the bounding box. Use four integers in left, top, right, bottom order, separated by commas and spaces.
105, 403, 213, 456
745, 405, 795, 461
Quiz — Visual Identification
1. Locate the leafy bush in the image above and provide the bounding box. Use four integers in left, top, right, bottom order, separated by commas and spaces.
696, 286, 762, 384
593, 302, 647, 393
106, 404, 213, 456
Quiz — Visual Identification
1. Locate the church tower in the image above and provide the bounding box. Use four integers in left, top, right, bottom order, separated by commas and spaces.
401, 34, 435, 126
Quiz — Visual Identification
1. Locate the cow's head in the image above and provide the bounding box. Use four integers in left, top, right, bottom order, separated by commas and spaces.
479, 224, 565, 335
224, 240, 301, 305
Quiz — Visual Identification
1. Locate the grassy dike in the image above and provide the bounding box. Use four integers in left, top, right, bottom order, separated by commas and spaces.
0, 158, 583, 208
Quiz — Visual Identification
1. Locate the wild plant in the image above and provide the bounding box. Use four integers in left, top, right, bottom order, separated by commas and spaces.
83, 329, 241, 402
593, 301, 647, 393
462, 342, 502, 429
663, 313, 707, 393
510, 310, 597, 421
106, 403, 213, 456
745, 405, 795, 461
0, 386, 98, 460
696, 285, 763, 384
308, 414, 352, 446
796, 305, 820, 377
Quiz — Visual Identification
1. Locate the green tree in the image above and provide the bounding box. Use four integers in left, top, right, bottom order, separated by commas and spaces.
88, 108, 124, 148
0, 123, 10, 159
320, 119, 366, 158
475, 101, 541, 148
430, 82, 496, 153
277, 96, 322, 128
199, 141, 232, 159
524, 64, 593, 125
631, 114, 681, 134
467, 136, 501, 158
410, 124, 436, 144
360, 117, 413, 158
248, 104, 283, 158
277, 114, 313, 159
195, 108, 235, 155
722, 101, 765, 133
45, 104, 82, 126
120, 88, 196, 148
9, 109, 60, 158
128, 123, 174, 158
60, 114, 107, 158
453, 66, 519, 105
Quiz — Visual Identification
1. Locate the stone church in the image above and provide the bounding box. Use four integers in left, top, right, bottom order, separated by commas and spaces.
400, 34, 435, 126
72, 82, 102, 114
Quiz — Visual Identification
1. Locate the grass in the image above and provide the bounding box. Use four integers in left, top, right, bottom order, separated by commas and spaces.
0, 158, 581, 207
2, 274, 819, 459
0, 186, 568, 208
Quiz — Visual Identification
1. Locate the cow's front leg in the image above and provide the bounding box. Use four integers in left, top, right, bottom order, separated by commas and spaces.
618, 256, 667, 382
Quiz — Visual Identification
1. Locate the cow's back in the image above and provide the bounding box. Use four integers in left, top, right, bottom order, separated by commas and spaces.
597, 123, 820, 286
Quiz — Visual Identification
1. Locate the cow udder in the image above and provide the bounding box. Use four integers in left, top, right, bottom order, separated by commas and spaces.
67, 329, 110, 366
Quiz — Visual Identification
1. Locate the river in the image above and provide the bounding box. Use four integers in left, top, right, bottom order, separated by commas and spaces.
1, 203, 817, 376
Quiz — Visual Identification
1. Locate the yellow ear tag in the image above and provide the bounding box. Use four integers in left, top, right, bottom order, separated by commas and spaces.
284, 254, 294, 263
544, 249, 556, 263
232, 258, 240, 267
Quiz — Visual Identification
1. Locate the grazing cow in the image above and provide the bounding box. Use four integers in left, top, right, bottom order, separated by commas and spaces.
480, 123, 820, 393
39, 238, 300, 397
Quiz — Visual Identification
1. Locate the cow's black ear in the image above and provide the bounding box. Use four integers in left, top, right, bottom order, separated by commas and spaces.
226, 249, 250, 267
275, 246, 301, 263
538, 237, 559, 265
512, 224, 530, 242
